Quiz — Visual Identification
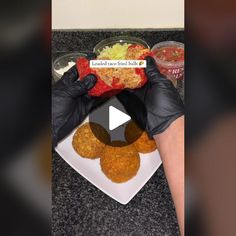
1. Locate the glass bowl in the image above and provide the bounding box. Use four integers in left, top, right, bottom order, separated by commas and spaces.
93, 36, 150, 56
52, 52, 87, 82
151, 41, 184, 87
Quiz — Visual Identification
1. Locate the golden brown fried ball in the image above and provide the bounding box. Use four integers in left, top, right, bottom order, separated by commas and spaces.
125, 121, 157, 153
72, 122, 110, 159
100, 141, 140, 183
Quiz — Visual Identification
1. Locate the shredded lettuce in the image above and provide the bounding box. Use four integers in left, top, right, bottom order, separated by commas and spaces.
98, 43, 131, 60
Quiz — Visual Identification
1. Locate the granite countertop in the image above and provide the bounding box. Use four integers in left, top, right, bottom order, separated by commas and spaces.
52, 29, 184, 236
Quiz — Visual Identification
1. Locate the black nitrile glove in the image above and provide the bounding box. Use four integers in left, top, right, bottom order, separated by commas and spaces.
117, 56, 184, 137
52, 65, 106, 147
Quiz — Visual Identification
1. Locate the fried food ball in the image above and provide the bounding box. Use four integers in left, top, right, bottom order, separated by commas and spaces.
72, 122, 110, 159
100, 141, 140, 183
125, 121, 157, 153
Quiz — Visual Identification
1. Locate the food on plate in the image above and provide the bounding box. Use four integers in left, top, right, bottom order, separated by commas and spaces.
100, 141, 140, 183
72, 122, 110, 159
125, 121, 157, 153
77, 43, 151, 96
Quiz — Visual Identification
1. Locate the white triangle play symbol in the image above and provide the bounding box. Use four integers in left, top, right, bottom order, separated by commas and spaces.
109, 106, 131, 131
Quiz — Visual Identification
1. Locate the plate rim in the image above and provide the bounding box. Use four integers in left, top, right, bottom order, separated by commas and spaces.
55, 146, 162, 205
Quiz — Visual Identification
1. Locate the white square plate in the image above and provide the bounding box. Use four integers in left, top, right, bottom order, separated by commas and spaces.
55, 118, 162, 205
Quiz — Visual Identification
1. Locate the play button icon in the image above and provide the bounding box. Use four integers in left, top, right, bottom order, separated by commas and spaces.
109, 106, 131, 131
89, 96, 147, 147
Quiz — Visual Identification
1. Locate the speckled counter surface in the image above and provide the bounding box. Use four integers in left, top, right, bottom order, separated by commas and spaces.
52, 30, 184, 236
52, 29, 184, 53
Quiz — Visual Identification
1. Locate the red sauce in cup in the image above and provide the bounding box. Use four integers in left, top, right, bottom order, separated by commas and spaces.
152, 42, 184, 84
154, 47, 184, 62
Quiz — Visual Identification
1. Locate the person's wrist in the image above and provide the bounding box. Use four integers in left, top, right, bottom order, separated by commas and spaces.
148, 113, 184, 138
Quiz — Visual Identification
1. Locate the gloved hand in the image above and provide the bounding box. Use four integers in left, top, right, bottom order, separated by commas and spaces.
52, 64, 106, 147
117, 56, 184, 137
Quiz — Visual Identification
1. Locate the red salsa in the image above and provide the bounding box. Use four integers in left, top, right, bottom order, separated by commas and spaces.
154, 47, 184, 62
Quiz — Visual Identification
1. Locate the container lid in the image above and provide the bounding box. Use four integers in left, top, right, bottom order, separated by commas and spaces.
52, 52, 87, 79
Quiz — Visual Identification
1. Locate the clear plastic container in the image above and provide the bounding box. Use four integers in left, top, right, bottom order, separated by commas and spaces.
93, 36, 149, 55
151, 41, 184, 86
52, 52, 86, 82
